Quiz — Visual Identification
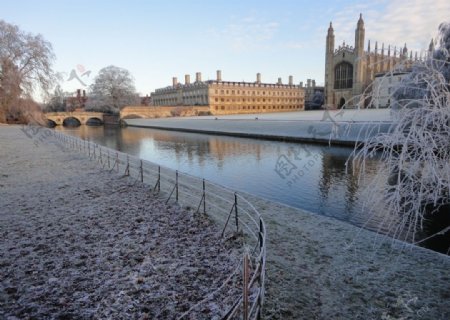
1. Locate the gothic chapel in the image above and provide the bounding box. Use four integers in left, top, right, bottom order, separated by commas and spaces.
324, 14, 421, 108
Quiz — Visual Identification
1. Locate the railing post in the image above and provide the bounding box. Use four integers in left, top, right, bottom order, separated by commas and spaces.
153, 166, 161, 192
196, 179, 206, 214
258, 218, 264, 319
158, 166, 160, 192
259, 218, 263, 251
203, 179, 206, 214
88, 142, 91, 157
124, 154, 130, 176
234, 193, 239, 232
107, 150, 110, 169
243, 253, 249, 320
140, 160, 144, 182
175, 170, 179, 202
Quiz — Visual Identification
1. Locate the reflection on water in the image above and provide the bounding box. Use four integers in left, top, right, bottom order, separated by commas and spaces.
56, 125, 442, 252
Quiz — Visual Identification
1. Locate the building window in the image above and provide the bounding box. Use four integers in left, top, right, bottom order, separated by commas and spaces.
334, 62, 353, 89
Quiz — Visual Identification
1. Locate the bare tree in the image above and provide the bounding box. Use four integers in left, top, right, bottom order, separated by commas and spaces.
351, 22, 450, 252
42, 85, 67, 112
87, 65, 139, 114
0, 20, 56, 123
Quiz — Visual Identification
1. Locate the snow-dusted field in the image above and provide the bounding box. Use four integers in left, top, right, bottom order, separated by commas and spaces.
1, 125, 449, 320
181, 109, 394, 122
125, 109, 395, 144
0, 126, 240, 319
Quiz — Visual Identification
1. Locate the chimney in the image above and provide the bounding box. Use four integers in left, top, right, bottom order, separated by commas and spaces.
172, 77, 178, 87
196, 72, 202, 82
307, 79, 311, 88
82, 90, 86, 97
216, 70, 222, 81
277, 77, 282, 85
312, 80, 316, 87
256, 73, 261, 84
185, 74, 190, 85
289, 75, 293, 85
76, 89, 81, 98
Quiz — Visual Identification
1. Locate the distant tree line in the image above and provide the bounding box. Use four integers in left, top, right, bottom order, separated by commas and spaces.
0, 19, 140, 123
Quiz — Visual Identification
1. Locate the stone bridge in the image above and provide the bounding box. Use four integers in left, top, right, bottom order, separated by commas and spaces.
45, 112, 105, 126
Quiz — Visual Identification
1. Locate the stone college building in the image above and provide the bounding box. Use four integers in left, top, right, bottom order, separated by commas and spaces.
151, 71, 305, 115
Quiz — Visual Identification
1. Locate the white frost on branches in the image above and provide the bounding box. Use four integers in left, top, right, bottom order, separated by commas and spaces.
86, 65, 139, 114
350, 22, 450, 250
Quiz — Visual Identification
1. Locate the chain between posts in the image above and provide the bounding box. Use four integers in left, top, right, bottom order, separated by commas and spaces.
165, 170, 179, 204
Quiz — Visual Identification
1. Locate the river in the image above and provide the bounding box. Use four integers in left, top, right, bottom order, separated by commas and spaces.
55, 125, 446, 253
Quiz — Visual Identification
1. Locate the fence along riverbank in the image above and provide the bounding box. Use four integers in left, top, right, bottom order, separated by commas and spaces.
54, 131, 267, 320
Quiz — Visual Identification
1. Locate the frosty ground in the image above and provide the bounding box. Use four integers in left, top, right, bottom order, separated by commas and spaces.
1, 125, 449, 320
0, 126, 241, 319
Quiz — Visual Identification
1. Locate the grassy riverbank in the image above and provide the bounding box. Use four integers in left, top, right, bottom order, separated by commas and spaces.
1, 125, 449, 319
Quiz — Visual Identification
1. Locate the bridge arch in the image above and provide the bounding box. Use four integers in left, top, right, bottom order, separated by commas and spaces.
63, 117, 82, 127
47, 119, 57, 128
86, 117, 104, 126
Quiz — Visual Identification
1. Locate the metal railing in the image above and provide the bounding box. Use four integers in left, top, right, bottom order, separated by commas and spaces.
53, 131, 267, 319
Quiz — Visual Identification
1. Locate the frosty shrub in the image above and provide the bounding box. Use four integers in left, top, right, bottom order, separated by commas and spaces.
351, 23, 450, 252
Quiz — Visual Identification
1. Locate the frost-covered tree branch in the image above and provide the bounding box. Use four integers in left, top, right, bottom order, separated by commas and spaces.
350, 22, 450, 252
0, 20, 56, 123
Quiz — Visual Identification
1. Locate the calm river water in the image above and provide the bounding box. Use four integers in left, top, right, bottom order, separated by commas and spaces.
56, 125, 446, 252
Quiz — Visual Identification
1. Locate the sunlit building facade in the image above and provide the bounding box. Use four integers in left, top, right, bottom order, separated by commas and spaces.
151, 70, 305, 115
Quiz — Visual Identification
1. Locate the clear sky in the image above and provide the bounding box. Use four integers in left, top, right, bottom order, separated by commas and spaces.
2, 0, 449, 99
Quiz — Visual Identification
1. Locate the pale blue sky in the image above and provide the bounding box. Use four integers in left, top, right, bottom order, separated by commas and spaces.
2, 0, 449, 99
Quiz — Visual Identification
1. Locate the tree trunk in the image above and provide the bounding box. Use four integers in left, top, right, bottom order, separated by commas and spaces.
0, 108, 6, 123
